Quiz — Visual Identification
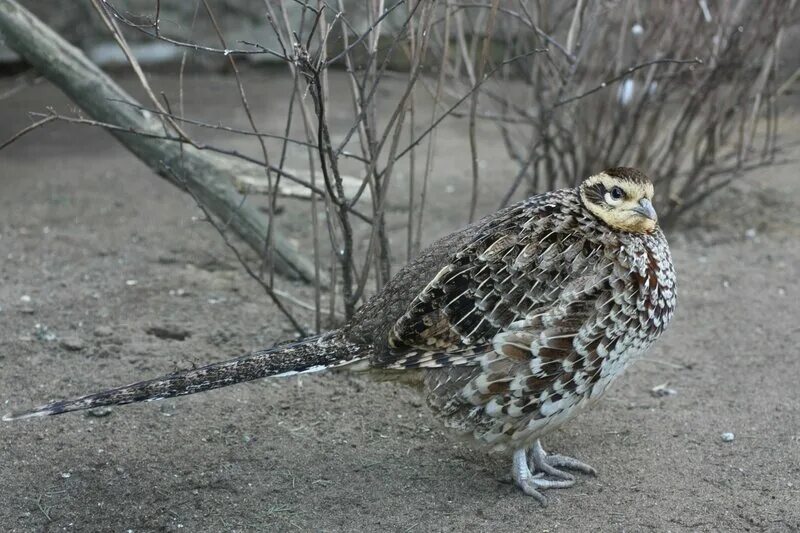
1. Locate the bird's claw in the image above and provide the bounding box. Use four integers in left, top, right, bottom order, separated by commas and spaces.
511, 440, 596, 504
529, 439, 597, 479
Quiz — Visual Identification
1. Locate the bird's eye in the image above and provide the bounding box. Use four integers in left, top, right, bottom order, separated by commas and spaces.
603, 186, 626, 206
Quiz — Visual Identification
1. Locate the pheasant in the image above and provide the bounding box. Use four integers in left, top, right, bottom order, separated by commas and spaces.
3, 167, 676, 503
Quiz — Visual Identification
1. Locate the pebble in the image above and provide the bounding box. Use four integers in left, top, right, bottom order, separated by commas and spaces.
34, 324, 57, 342
721, 432, 735, 442
60, 336, 85, 351
650, 383, 677, 398
146, 324, 191, 341
87, 407, 113, 418
93, 325, 114, 337
168, 288, 189, 297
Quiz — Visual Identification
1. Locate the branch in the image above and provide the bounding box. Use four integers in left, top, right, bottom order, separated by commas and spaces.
554, 57, 704, 108
20, 111, 374, 224
0, 114, 56, 150
99, 0, 287, 60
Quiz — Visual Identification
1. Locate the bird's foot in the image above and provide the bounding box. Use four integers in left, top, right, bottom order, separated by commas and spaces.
511, 440, 596, 504
529, 439, 597, 479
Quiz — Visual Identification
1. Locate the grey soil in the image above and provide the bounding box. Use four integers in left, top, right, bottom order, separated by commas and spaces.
1, 72, 799, 532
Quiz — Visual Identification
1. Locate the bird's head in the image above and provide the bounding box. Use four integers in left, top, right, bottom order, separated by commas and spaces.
579, 167, 658, 234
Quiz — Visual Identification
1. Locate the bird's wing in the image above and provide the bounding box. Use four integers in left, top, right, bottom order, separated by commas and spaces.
459, 275, 616, 422
379, 192, 611, 370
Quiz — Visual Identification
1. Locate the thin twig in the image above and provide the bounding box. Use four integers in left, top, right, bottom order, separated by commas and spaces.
28, 111, 374, 223
200, 0, 278, 283
91, 0, 194, 142
391, 48, 549, 166
0, 114, 57, 151
99, 0, 287, 59
467, 0, 500, 222
554, 57, 703, 108
169, 165, 307, 336
325, 0, 407, 65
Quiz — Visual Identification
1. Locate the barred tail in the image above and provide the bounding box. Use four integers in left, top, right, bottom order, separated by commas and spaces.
3, 331, 368, 421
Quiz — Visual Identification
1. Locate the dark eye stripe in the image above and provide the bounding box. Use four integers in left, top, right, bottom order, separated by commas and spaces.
584, 183, 605, 205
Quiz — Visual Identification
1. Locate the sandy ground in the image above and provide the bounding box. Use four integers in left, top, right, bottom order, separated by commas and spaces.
1, 71, 799, 532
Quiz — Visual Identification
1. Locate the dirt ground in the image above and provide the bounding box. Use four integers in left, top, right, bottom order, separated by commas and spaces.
1, 71, 799, 533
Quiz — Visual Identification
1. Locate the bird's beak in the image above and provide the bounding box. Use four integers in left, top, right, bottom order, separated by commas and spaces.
633, 198, 658, 222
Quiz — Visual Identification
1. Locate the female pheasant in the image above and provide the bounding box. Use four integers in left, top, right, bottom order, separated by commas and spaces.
4, 167, 676, 503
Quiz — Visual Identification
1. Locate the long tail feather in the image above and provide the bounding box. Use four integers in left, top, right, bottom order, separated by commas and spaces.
3, 331, 368, 421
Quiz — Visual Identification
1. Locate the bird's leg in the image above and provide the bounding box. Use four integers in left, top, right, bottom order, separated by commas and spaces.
511, 440, 597, 504
529, 439, 597, 479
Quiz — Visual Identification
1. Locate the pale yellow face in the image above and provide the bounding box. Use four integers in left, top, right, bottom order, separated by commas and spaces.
579, 172, 657, 234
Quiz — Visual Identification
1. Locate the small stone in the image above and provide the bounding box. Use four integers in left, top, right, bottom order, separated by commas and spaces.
146, 324, 191, 341
20, 295, 31, 303
721, 432, 735, 442
86, 407, 113, 418
60, 336, 85, 351
61, 472, 71, 478
34, 324, 57, 342
125, 279, 138, 286
168, 288, 189, 297
93, 326, 114, 337
744, 228, 757, 239
650, 383, 677, 398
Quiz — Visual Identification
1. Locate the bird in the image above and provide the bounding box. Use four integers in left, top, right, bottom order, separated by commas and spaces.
3, 166, 676, 504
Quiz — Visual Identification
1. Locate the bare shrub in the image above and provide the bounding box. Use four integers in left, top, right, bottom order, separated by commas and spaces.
1, 0, 796, 332
438, 1, 798, 224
